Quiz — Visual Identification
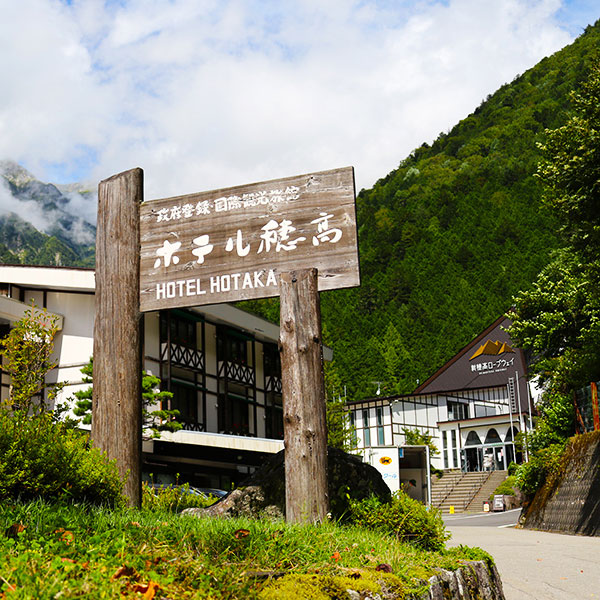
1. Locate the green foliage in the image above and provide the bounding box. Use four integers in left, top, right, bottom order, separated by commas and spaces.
514, 444, 565, 496
348, 492, 449, 552
0, 305, 64, 414
490, 475, 517, 499
316, 22, 600, 401
324, 361, 357, 452
141, 481, 216, 512
72, 358, 181, 439
0, 499, 487, 599
71, 357, 93, 424
402, 427, 440, 456
0, 214, 94, 268
509, 60, 600, 501
510, 60, 600, 390
0, 408, 125, 506
525, 389, 575, 455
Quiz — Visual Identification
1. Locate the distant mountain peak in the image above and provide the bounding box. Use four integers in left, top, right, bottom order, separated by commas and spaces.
0, 160, 36, 187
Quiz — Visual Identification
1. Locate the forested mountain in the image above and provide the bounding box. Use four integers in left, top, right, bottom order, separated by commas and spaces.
2, 20, 599, 402
0, 161, 95, 267
315, 20, 600, 400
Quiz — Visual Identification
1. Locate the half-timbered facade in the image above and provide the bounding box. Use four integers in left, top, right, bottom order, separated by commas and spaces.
348, 316, 535, 472
0, 264, 332, 490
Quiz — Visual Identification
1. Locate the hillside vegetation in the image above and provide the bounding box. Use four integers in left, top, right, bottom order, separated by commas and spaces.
315, 20, 600, 400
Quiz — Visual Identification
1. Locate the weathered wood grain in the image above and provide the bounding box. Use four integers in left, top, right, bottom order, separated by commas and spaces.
92, 168, 143, 508
139, 166, 359, 311
279, 268, 329, 524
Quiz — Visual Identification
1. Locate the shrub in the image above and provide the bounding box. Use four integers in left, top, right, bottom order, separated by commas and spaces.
0, 408, 125, 506
514, 443, 565, 496
490, 475, 517, 500
141, 481, 217, 512
347, 491, 449, 552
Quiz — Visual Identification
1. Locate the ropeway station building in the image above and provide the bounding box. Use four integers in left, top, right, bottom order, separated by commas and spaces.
348, 315, 534, 473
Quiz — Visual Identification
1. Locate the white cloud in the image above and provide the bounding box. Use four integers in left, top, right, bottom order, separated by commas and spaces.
0, 0, 596, 223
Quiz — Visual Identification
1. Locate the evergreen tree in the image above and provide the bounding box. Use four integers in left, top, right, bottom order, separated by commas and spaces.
72, 357, 182, 439
510, 61, 600, 389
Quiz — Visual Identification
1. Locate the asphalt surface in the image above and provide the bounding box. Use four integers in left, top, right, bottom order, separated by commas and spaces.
445, 510, 600, 600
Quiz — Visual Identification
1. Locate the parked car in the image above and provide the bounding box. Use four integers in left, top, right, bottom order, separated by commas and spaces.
145, 482, 227, 500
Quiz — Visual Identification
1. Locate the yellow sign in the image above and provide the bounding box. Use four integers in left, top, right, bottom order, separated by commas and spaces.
470, 340, 514, 360
379, 456, 392, 465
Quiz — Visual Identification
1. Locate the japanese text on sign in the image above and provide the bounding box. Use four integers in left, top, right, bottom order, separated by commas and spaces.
139, 167, 360, 312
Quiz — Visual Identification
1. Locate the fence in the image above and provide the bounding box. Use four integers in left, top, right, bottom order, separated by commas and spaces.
574, 381, 600, 434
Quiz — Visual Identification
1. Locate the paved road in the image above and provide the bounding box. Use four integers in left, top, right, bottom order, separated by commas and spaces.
443, 508, 521, 528
446, 513, 600, 600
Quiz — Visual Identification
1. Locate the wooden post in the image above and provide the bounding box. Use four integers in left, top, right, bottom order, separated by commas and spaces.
279, 268, 329, 523
92, 168, 143, 507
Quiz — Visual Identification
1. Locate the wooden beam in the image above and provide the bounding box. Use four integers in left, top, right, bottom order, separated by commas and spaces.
279, 268, 329, 523
92, 168, 143, 507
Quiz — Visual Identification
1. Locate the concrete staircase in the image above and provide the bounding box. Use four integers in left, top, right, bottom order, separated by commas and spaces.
431, 470, 508, 514
465, 470, 509, 512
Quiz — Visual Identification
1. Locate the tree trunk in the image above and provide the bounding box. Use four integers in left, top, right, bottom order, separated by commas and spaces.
92, 168, 143, 507
279, 268, 329, 523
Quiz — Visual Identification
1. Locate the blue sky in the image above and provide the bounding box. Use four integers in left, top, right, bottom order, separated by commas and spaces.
0, 1, 598, 224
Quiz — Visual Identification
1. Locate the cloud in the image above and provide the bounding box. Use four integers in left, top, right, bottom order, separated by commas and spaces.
0, 0, 595, 221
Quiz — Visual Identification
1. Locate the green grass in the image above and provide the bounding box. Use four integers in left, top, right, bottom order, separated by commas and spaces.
0, 499, 492, 599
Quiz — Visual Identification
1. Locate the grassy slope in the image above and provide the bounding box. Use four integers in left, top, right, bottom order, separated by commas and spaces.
0, 500, 491, 599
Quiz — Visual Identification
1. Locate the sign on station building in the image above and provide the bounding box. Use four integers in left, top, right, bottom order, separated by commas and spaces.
140, 167, 359, 312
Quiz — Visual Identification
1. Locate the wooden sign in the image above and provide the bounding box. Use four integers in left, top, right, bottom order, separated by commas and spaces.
139, 167, 359, 312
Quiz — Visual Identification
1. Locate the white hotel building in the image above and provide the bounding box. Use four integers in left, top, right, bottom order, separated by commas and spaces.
0, 263, 332, 490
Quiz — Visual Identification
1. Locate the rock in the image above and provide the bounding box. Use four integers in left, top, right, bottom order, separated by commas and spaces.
182, 446, 391, 520
407, 561, 505, 600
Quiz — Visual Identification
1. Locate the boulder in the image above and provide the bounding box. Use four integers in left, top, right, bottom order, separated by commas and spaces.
183, 446, 391, 520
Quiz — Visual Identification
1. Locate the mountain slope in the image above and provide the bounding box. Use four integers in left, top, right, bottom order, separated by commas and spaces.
316, 19, 600, 400
0, 161, 96, 267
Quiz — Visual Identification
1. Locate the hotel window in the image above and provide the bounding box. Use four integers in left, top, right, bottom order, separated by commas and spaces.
217, 327, 248, 365
363, 409, 371, 447
218, 381, 252, 436
265, 391, 283, 439
451, 429, 458, 467
377, 407, 385, 445
442, 431, 448, 469
160, 311, 197, 348
170, 380, 198, 424
263, 343, 281, 378
448, 401, 469, 421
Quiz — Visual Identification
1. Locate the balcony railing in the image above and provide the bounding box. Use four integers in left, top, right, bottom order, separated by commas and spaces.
265, 375, 282, 394
218, 360, 255, 387
180, 420, 205, 432
161, 342, 204, 371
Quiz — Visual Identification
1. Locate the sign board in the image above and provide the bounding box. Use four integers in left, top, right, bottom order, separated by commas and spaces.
139, 167, 359, 312
493, 494, 505, 512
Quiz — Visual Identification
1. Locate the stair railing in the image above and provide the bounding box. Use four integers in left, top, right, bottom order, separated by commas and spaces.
462, 470, 493, 511
433, 472, 465, 507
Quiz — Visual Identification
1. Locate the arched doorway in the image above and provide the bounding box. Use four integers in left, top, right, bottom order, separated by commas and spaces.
464, 431, 482, 472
